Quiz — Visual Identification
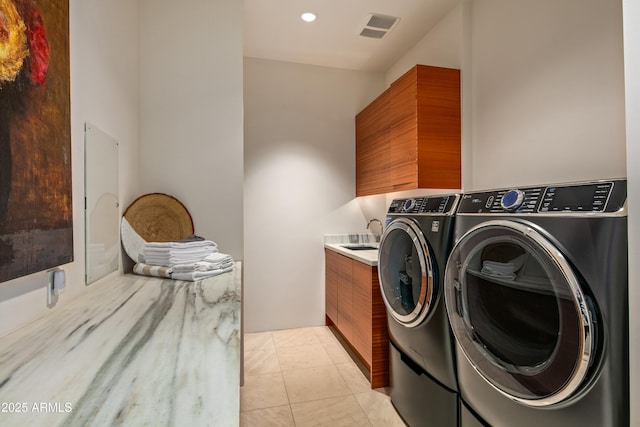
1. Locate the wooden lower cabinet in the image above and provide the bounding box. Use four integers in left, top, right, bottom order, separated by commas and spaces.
325, 249, 339, 324
325, 249, 389, 388
336, 253, 354, 342
352, 261, 372, 363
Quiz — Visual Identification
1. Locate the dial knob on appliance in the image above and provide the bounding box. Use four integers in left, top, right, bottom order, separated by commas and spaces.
501, 190, 525, 211
403, 199, 417, 211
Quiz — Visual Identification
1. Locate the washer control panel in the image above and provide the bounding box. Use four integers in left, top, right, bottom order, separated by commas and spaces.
500, 189, 526, 211
388, 195, 459, 216
480, 187, 544, 213
458, 180, 626, 214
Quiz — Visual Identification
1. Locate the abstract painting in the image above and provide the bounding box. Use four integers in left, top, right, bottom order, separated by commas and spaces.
0, 0, 72, 283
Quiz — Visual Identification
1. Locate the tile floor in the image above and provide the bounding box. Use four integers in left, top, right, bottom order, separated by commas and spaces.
241, 326, 407, 427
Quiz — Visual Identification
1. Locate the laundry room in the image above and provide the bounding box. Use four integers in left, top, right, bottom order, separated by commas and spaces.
243, 1, 637, 423
0, 0, 638, 426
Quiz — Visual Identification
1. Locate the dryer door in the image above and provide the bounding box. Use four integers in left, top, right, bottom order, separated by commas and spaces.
378, 217, 438, 328
444, 220, 598, 408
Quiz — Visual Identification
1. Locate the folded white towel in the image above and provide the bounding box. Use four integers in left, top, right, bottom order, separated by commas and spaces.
171, 265, 234, 281
143, 255, 216, 265
142, 240, 218, 265
136, 237, 233, 281
142, 246, 220, 267
480, 254, 526, 279
203, 253, 234, 268
143, 246, 218, 255
144, 240, 218, 249
203, 252, 233, 263
143, 247, 217, 257
172, 260, 234, 273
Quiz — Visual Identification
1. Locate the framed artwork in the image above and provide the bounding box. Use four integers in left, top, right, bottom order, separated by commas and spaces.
0, 0, 72, 283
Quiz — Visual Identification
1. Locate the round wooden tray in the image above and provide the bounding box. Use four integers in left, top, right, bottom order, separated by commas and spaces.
120, 193, 194, 261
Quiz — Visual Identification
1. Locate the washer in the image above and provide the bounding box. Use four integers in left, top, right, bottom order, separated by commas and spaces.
444, 179, 628, 426
378, 194, 460, 427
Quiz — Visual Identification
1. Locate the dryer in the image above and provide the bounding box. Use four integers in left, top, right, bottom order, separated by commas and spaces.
444, 179, 628, 426
378, 194, 460, 427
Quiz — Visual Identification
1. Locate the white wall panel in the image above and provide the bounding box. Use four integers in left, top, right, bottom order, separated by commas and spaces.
243, 58, 383, 332
138, 0, 244, 260
469, 0, 626, 190
623, 0, 639, 424
385, 4, 463, 86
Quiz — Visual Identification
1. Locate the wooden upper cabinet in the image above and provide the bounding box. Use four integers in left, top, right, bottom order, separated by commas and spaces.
355, 88, 391, 196
356, 65, 461, 197
389, 71, 418, 192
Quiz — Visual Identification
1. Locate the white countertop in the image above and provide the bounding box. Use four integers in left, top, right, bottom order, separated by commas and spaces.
0, 263, 242, 427
324, 243, 379, 266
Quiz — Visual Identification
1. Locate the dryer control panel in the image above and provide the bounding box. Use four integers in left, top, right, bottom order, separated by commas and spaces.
458, 179, 627, 214
388, 195, 459, 216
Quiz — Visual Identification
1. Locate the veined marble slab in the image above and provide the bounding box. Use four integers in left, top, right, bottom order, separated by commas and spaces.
324, 243, 378, 266
323, 233, 379, 245
324, 235, 379, 266
0, 263, 242, 427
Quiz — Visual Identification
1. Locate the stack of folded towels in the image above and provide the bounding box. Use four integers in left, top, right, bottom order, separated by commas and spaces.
133, 236, 234, 281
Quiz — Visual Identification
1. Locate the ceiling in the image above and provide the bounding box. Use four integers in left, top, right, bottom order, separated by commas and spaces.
243, 0, 460, 72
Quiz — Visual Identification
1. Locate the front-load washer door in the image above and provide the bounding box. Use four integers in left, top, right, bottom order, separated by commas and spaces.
378, 217, 438, 328
444, 219, 599, 408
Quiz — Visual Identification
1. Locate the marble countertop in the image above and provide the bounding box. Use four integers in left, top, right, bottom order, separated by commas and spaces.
324, 235, 379, 266
0, 263, 242, 427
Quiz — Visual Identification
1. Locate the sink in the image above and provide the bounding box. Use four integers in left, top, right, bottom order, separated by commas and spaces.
341, 244, 378, 251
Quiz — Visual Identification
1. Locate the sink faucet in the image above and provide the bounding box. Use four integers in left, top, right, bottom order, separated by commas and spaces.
366, 218, 383, 241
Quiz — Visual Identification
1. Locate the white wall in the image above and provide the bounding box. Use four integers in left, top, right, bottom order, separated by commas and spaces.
385, 4, 463, 86
138, 0, 244, 261
0, 0, 140, 339
243, 58, 384, 332
622, 0, 639, 424
469, 0, 626, 190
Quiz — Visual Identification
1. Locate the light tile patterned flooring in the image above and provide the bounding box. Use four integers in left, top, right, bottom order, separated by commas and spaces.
241, 326, 407, 426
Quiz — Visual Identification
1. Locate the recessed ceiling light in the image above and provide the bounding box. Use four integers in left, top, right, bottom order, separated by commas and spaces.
301, 12, 317, 22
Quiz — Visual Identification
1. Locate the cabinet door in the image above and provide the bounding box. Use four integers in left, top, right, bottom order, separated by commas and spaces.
415, 65, 461, 189
325, 249, 339, 324
389, 67, 419, 191
336, 254, 354, 341
352, 261, 373, 364
355, 64, 461, 196
369, 267, 389, 389
356, 89, 391, 196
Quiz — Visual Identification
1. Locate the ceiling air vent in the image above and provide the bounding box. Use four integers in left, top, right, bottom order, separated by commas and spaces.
359, 14, 400, 39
